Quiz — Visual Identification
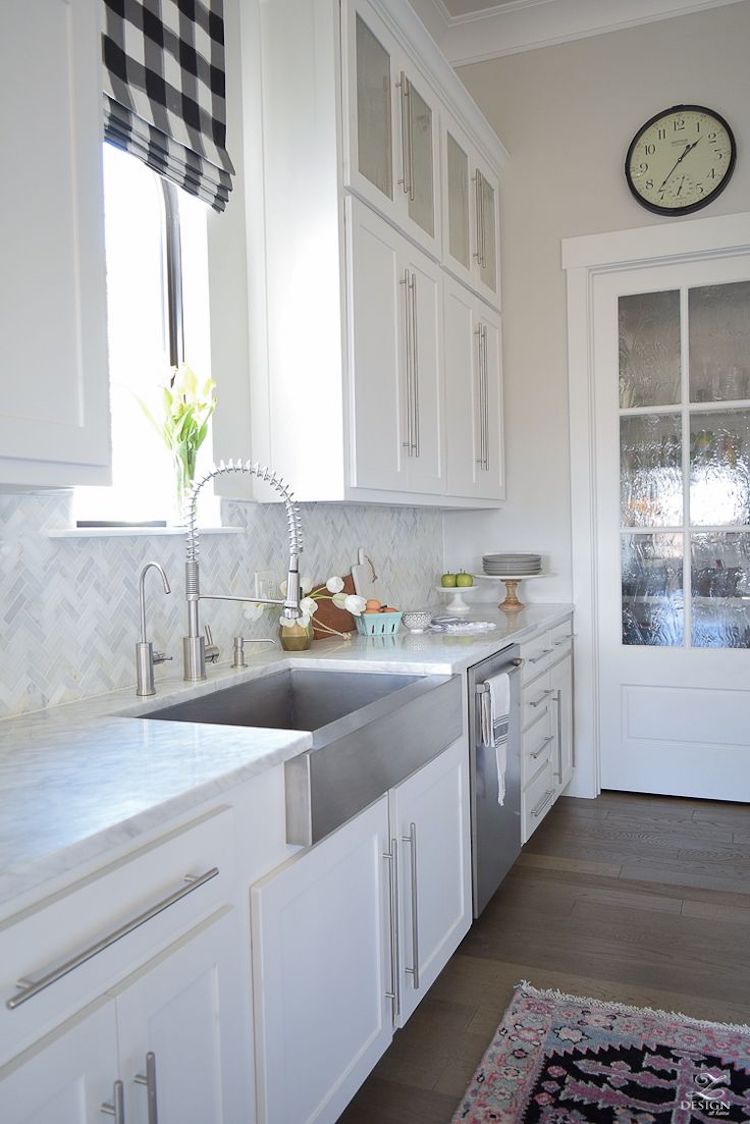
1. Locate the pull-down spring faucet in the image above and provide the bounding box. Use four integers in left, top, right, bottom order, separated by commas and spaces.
182, 460, 303, 681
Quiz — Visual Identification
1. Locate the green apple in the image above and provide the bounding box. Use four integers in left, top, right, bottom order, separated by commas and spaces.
440, 573, 457, 588
455, 571, 474, 588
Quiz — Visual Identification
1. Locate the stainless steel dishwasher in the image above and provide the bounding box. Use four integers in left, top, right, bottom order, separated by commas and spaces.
468, 645, 523, 916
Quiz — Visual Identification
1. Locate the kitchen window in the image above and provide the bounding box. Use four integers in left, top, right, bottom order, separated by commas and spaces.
73, 144, 215, 526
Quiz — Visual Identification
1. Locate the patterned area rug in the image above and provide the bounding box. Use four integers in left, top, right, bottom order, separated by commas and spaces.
453, 983, 750, 1122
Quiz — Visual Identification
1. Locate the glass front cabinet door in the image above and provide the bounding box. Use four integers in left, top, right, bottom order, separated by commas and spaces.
343, 0, 440, 258
442, 115, 500, 309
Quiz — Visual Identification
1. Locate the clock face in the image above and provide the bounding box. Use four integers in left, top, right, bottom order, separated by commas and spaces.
626, 105, 736, 215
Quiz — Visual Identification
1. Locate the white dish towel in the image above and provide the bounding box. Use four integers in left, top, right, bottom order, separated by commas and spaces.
480, 672, 511, 806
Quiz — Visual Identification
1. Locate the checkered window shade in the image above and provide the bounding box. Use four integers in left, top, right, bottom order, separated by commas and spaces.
102, 0, 235, 212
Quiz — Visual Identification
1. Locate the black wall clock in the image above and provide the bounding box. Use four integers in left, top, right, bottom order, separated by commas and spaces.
625, 105, 736, 216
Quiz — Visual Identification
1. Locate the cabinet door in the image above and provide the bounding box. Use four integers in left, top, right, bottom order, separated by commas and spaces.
550, 651, 574, 790
390, 738, 472, 1027
443, 277, 480, 496
115, 911, 250, 1124
348, 4, 395, 205
443, 124, 474, 291
402, 242, 444, 495
347, 198, 408, 493
474, 163, 501, 308
476, 304, 505, 500
402, 69, 438, 250
0, 0, 110, 486
252, 797, 393, 1124
0, 1001, 118, 1124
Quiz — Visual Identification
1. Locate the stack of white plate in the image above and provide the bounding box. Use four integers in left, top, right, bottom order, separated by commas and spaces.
483, 553, 541, 576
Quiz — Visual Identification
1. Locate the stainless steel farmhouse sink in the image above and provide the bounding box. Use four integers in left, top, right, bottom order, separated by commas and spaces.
143, 668, 462, 846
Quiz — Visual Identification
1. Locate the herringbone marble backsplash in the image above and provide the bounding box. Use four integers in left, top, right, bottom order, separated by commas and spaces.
0, 493, 442, 718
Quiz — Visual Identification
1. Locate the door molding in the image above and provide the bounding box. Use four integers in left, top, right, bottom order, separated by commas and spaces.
562, 211, 750, 798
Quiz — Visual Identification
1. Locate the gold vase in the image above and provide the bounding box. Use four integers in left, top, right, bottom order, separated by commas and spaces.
278, 621, 313, 651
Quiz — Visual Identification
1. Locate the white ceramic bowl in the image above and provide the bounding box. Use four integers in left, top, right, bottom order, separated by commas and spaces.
402, 609, 433, 633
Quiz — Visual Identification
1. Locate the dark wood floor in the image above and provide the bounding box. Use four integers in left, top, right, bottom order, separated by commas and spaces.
339, 791, 750, 1123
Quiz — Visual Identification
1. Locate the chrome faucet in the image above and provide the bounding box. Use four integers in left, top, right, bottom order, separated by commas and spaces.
182, 459, 303, 681
135, 561, 172, 696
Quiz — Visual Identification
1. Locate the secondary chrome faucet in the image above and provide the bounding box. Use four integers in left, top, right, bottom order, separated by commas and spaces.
182, 459, 303, 681
135, 561, 172, 696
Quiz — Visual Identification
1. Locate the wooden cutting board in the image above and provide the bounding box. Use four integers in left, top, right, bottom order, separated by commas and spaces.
311, 574, 357, 640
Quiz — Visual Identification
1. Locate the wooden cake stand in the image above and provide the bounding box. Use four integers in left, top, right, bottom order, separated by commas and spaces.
472, 573, 544, 611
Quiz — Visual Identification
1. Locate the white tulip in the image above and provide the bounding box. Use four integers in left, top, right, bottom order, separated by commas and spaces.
344, 594, 367, 616
331, 592, 349, 609
300, 597, 318, 617
300, 574, 314, 595
326, 576, 345, 594
279, 579, 288, 596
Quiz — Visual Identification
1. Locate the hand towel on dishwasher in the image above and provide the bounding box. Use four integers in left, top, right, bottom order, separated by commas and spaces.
480, 672, 510, 806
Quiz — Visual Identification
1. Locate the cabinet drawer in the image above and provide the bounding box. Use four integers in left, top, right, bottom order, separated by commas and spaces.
522, 760, 558, 844
522, 714, 555, 788
522, 673, 555, 731
521, 632, 554, 683
0, 806, 233, 1066
549, 618, 573, 658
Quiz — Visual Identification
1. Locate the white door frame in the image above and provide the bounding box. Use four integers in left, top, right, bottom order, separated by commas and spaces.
562, 211, 750, 799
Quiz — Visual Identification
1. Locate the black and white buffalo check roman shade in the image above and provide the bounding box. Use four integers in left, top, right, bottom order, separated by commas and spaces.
102, 0, 235, 212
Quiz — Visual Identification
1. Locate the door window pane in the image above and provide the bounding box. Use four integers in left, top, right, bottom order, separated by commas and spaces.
619, 290, 680, 408
689, 409, 750, 526
620, 413, 682, 527
478, 173, 497, 294
355, 16, 392, 199
622, 534, 684, 646
407, 80, 434, 237
447, 133, 469, 268
691, 532, 750, 647
689, 281, 750, 402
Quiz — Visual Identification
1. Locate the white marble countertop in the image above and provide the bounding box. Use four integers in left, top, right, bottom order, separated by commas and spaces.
0, 603, 571, 911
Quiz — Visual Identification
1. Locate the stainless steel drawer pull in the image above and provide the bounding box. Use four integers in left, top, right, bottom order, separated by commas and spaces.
134, 1051, 159, 1124
529, 735, 554, 760
531, 789, 555, 818
101, 1081, 125, 1123
553, 636, 571, 647
6, 867, 219, 1010
529, 648, 553, 664
402, 822, 420, 990
529, 688, 554, 709
383, 840, 400, 1021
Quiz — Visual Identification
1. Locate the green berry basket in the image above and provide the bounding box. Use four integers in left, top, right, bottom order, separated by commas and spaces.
355, 611, 403, 637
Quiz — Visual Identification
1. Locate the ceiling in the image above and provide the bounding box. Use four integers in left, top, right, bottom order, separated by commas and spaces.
441, 0, 522, 13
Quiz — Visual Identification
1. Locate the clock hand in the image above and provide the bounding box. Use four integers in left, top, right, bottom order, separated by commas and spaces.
659, 138, 702, 191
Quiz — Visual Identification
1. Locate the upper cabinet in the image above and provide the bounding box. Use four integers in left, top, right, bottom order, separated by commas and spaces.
442, 115, 501, 309
343, 0, 441, 258
255, 0, 508, 507
0, 0, 110, 488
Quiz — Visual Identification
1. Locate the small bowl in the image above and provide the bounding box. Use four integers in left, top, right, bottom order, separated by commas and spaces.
402, 609, 432, 633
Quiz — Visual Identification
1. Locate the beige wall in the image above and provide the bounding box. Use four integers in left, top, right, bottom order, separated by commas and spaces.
443, 2, 750, 601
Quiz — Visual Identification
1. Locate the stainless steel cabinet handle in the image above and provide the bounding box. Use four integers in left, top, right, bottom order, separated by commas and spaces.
101, 1080, 125, 1122
530, 735, 554, 760
398, 73, 411, 198
474, 324, 484, 467
531, 789, 555, 819
401, 822, 420, 990
409, 271, 419, 456
553, 636, 571, 647
529, 648, 553, 664
400, 269, 413, 455
7, 867, 219, 1010
529, 688, 554, 709
481, 324, 489, 470
134, 1052, 159, 1124
383, 839, 400, 1022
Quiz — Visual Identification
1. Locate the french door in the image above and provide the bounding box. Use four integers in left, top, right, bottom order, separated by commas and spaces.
594, 254, 750, 800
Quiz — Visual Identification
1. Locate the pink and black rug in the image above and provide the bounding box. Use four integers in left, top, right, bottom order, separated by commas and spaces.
453, 982, 750, 1122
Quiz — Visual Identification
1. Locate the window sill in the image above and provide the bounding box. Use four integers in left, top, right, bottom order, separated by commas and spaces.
46, 526, 245, 540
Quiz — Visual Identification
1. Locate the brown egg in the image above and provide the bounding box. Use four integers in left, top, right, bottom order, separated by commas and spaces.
365, 598, 382, 611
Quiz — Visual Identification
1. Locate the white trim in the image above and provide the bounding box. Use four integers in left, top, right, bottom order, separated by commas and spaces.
47, 526, 244, 539
562, 209, 750, 801
438, 0, 750, 66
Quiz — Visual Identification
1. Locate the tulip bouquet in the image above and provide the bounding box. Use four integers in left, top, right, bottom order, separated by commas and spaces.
280, 575, 367, 639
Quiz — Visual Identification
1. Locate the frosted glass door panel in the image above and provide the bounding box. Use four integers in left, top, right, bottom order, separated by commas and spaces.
689, 281, 750, 402
618, 290, 680, 408
407, 80, 434, 237
691, 532, 750, 647
478, 173, 497, 295
689, 410, 750, 526
355, 16, 392, 199
621, 534, 684, 647
620, 413, 682, 527
446, 133, 469, 268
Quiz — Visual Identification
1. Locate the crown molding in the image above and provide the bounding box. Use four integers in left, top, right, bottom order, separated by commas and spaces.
414, 0, 750, 66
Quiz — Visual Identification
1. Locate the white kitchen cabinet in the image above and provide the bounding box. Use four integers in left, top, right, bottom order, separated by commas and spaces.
0, 1001, 118, 1124
251, 797, 393, 1124
115, 910, 249, 1124
343, 0, 441, 259
348, 199, 444, 495
443, 276, 505, 500
442, 116, 501, 309
0, 0, 110, 487
389, 736, 471, 1027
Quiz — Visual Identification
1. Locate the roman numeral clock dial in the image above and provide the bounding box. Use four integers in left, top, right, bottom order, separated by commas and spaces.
626, 105, 736, 215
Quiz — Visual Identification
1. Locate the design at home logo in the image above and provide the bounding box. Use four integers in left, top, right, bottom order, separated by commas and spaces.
681, 1069, 732, 1117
